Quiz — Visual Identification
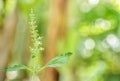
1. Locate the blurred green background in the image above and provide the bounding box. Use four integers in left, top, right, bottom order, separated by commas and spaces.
0, 0, 120, 81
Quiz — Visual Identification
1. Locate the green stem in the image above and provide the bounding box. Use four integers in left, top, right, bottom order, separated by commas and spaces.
31, 73, 35, 81
38, 66, 46, 72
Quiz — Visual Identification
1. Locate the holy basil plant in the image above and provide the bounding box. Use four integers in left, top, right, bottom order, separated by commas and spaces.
5, 9, 72, 81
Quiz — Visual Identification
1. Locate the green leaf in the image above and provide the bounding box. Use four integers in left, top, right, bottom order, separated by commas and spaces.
46, 52, 72, 67
5, 64, 27, 71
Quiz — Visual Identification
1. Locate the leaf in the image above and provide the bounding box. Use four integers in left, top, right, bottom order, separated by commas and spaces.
5, 64, 27, 71
46, 52, 72, 67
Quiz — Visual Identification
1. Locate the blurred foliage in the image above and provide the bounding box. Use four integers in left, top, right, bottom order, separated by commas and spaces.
59, 0, 120, 81
0, 0, 120, 81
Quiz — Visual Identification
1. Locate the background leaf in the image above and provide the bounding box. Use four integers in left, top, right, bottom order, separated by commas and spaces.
46, 52, 72, 67
5, 64, 27, 71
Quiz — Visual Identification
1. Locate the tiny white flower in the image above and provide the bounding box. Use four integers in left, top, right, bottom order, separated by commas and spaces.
40, 47, 44, 51
38, 42, 42, 45
38, 36, 43, 40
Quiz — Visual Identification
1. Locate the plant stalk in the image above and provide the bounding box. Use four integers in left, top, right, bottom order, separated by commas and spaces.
31, 73, 35, 81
